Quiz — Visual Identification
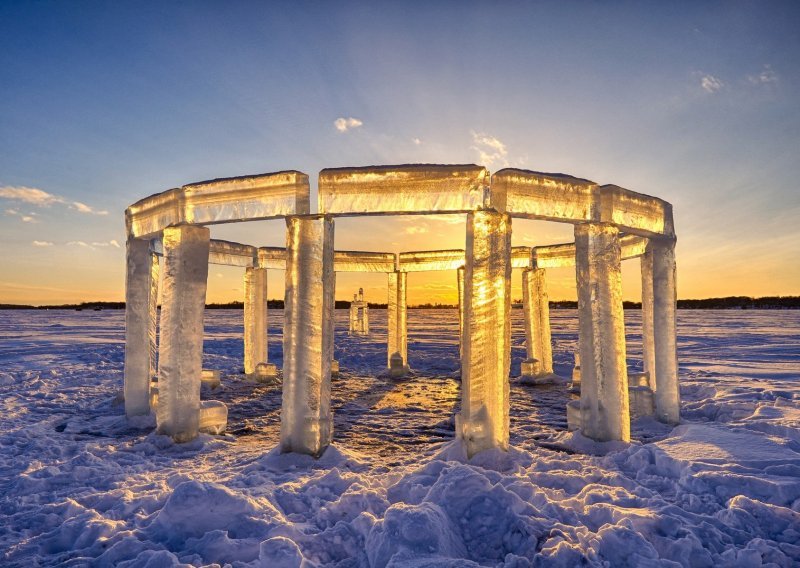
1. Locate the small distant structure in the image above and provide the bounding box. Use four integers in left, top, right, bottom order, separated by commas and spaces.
349, 288, 369, 335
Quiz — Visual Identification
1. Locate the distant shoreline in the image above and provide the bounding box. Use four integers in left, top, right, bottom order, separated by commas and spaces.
1, 296, 798, 310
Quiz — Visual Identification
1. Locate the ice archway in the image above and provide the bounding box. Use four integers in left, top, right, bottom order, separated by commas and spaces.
123, 164, 679, 457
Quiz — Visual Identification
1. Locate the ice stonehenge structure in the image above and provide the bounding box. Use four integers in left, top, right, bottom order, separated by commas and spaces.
124, 165, 679, 456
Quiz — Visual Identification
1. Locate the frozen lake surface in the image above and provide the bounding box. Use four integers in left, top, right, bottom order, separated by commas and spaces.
1, 309, 799, 566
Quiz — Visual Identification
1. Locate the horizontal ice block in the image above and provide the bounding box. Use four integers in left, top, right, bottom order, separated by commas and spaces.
597, 185, 674, 238
258, 247, 287, 270
494, 169, 674, 238
319, 164, 494, 216
493, 168, 597, 224
399, 246, 529, 272
532, 234, 648, 268
399, 250, 464, 272
199, 400, 228, 435
259, 247, 397, 273
126, 171, 310, 238
334, 251, 396, 273
209, 240, 257, 267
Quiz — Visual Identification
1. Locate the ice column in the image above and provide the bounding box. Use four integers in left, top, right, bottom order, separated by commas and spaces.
156, 225, 210, 442
574, 223, 630, 442
387, 271, 408, 374
244, 267, 269, 375
124, 238, 160, 417
650, 239, 680, 424
457, 210, 512, 457
457, 266, 465, 359
522, 268, 553, 374
280, 216, 335, 456
640, 251, 656, 388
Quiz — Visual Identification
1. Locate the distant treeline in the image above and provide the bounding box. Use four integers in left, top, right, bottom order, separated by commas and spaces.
2, 296, 799, 310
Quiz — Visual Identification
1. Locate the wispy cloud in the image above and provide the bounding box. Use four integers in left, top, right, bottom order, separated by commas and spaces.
0, 185, 108, 215
32, 240, 54, 247
471, 131, 509, 169
66, 239, 119, 249
412, 137, 422, 145
5, 208, 38, 223
700, 74, 724, 94
334, 117, 363, 132
747, 64, 778, 85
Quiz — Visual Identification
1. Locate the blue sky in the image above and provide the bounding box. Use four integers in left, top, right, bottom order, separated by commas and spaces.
1, 1, 799, 304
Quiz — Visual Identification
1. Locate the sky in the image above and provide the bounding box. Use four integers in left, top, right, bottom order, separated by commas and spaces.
1, 1, 799, 305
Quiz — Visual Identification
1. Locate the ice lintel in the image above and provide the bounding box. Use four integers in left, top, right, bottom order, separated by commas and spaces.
597, 184, 675, 238
493, 169, 675, 239
532, 234, 649, 268
398, 246, 530, 272
511, 246, 532, 269
258, 247, 398, 272
209, 240, 258, 267
258, 247, 287, 270
334, 251, 397, 272
126, 171, 310, 238
399, 249, 465, 272
318, 164, 496, 216
492, 168, 598, 224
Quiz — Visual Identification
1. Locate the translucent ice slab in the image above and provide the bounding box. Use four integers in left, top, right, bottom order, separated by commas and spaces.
493, 169, 674, 238
493, 168, 597, 224
334, 251, 396, 273
532, 234, 648, 268
126, 171, 310, 238
258, 247, 287, 270
399, 250, 464, 272
319, 164, 493, 216
199, 400, 228, 435
209, 240, 257, 267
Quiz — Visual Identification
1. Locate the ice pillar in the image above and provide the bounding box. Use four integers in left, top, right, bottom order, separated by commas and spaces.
124, 238, 160, 417
387, 271, 408, 372
522, 268, 553, 374
457, 210, 512, 457
280, 216, 335, 456
650, 239, 680, 424
574, 223, 630, 442
244, 267, 269, 375
457, 266, 465, 359
156, 225, 210, 442
640, 252, 656, 388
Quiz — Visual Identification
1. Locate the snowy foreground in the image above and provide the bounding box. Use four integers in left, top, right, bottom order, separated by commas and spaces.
1, 309, 799, 567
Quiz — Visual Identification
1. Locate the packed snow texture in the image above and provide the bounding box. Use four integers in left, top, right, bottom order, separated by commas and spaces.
1, 308, 799, 566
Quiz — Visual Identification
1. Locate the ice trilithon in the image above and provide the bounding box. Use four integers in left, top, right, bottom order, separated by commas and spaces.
280, 216, 335, 456
522, 267, 553, 375
574, 223, 630, 442
156, 224, 210, 442
457, 210, 512, 457
387, 271, 408, 375
349, 288, 369, 335
124, 238, 160, 418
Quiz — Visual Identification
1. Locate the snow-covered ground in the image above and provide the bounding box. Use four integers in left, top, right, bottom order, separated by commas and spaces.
1, 308, 798, 567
